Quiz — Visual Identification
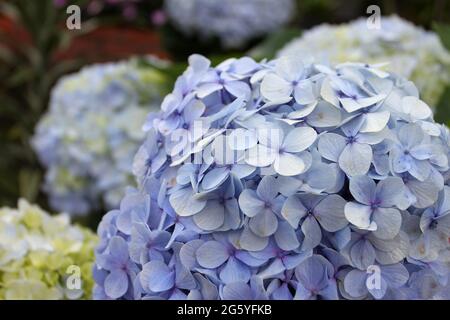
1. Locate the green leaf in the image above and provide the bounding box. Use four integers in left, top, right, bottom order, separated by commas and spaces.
432, 22, 450, 51
435, 85, 450, 124
248, 28, 302, 61
19, 169, 41, 203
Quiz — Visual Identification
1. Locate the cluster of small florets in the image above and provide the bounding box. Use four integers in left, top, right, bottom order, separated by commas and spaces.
32, 60, 164, 216
0, 199, 97, 299
278, 15, 450, 107
164, 0, 295, 48
93, 54, 450, 300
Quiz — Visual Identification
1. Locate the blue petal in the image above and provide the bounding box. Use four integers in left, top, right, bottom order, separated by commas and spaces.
220, 256, 251, 284
339, 143, 372, 176
196, 240, 229, 268
318, 133, 346, 162
375, 177, 404, 207
300, 216, 322, 250
349, 175, 376, 205
239, 189, 265, 218
104, 270, 128, 299
141, 260, 175, 293
193, 201, 225, 231
169, 187, 207, 217
222, 282, 253, 300
249, 210, 278, 237
274, 221, 300, 251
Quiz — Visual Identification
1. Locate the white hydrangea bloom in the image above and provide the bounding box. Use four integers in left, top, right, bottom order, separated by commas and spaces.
32, 59, 164, 215
165, 0, 295, 48
278, 15, 450, 106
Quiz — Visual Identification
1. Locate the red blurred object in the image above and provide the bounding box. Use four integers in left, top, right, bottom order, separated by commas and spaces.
0, 14, 169, 64
54, 25, 169, 63
0, 14, 32, 50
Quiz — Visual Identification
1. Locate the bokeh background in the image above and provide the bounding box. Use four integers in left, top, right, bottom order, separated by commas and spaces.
1, 0, 449, 229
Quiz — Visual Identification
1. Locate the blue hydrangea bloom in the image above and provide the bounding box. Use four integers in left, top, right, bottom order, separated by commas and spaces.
94, 54, 450, 300
32, 59, 165, 215
164, 0, 295, 49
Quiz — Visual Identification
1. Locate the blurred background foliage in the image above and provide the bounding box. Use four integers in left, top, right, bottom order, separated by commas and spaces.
0, 0, 449, 225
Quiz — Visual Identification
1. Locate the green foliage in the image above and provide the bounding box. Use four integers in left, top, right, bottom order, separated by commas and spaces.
433, 22, 450, 124
0, 0, 88, 207
248, 28, 302, 61
433, 22, 450, 52
435, 85, 450, 126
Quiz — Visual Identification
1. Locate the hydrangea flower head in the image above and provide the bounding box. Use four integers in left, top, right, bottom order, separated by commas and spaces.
0, 199, 97, 299
164, 0, 295, 48
32, 59, 165, 215
277, 15, 450, 107
94, 54, 450, 300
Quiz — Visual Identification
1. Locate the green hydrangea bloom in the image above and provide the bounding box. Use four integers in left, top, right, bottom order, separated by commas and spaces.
278, 15, 450, 107
0, 200, 97, 300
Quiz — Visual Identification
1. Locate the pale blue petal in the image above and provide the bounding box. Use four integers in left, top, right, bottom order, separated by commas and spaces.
375, 177, 404, 207
372, 208, 402, 239
343, 269, 368, 298
222, 282, 252, 300
256, 175, 278, 201
349, 175, 376, 205
350, 239, 376, 270
345, 202, 375, 230
339, 143, 372, 176
301, 215, 322, 250
224, 81, 251, 98
249, 210, 278, 237
360, 111, 390, 133
104, 270, 128, 299
318, 133, 346, 162
239, 227, 269, 252
179, 239, 204, 270
294, 80, 316, 105
258, 258, 285, 279
220, 257, 251, 284
281, 195, 307, 228
245, 144, 277, 167
183, 99, 205, 123
239, 189, 265, 218
274, 221, 300, 251
169, 188, 206, 217
295, 255, 330, 290
282, 127, 317, 153
201, 167, 229, 190
196, 83, 223, 98
141, 260, 175, 293
306, 101, 342, 127
274, 152, 308, 176
193, 201, 225, 231
196, 240, 229, 269
381, 264, 409, 288
260, 73, 292, 102
314, 194, 348, 232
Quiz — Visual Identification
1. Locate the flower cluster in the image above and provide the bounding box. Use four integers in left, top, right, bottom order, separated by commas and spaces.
93, 54, 450, 300
277, 15, 450, 107
32, 59, 165, 216
164, 0, 295, 48
0, 199, 97, 299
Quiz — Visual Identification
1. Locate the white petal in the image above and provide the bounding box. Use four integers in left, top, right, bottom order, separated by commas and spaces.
274, 152, 307, 176
260, 73, 292, 102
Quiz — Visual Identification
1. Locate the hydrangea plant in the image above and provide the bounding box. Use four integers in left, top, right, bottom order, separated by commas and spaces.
93, 54, 450, 300
32, 58, 166, 216
277, 15, 450, 107
0, 199, 97, 299
164, 0, 295, 49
